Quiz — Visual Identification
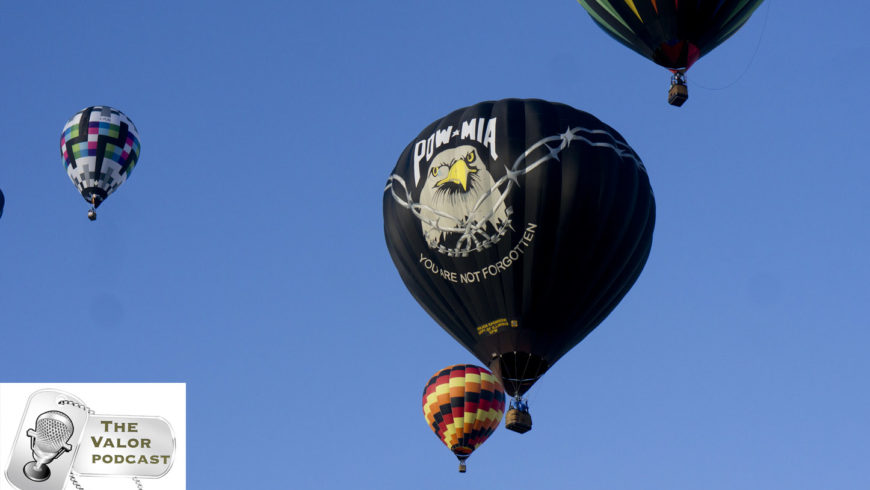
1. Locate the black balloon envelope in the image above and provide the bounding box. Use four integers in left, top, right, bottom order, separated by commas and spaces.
576, 0, 765, 105
383, 99, 655, 406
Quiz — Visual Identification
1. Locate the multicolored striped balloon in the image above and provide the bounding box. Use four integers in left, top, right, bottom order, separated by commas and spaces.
60, 106, 141, 217
577, 0, 765, 70
422, 364, 505, 472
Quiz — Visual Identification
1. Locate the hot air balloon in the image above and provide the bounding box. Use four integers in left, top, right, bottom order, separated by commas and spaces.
385, 99, 655, 432
577, 0, 765, 106
422, 364, 505, 472
0, 188, 4, 219
60, 106, 141, 220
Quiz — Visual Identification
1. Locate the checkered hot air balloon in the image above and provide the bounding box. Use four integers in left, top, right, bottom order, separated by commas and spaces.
422, 364, 505, 472
60, 106, 141, 220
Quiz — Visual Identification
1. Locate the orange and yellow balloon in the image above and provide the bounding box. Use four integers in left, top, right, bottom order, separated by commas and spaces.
422, 364, 505, 472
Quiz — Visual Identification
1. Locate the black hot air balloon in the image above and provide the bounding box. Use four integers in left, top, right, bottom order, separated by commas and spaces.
577, 0, 765, 106
0, 187, 4, 219
383, 99, 655, 432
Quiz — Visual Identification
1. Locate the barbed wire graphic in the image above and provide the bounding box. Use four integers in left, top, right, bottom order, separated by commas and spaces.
385, 126, 641, 257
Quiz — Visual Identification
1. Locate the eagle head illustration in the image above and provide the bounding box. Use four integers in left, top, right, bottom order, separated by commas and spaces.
418, 145, 509, 253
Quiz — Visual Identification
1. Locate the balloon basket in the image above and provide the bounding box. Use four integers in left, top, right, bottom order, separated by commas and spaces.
668, 71, 688, 107
88, 208, 97, 221
458, 462, 467, 473
505, 408, 532, 434
668, 83, 688, 107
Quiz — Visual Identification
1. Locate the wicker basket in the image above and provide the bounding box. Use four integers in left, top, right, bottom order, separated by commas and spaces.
505, 408, 532, 434
668, 83, 688, 107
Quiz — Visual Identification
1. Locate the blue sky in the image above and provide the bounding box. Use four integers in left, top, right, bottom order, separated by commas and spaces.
1, 1, 868, 488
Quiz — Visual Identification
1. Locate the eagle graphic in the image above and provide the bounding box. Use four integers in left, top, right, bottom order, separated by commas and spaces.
418, 145, 510, 253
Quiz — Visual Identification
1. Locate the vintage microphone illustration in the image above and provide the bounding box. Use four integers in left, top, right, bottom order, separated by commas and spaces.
22, 410, 75, 482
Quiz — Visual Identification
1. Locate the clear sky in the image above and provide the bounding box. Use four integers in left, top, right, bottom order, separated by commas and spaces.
1, 1, 868, 489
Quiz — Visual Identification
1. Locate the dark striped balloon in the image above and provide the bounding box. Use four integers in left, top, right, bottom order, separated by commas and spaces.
578, 0, 765, 70
422, 364, 505, 471
385, 99, 655, 398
